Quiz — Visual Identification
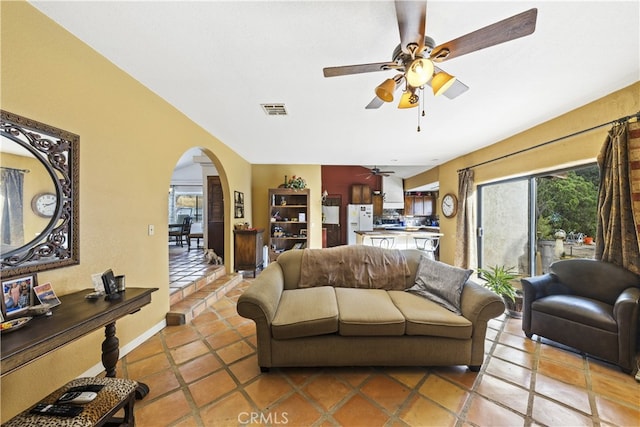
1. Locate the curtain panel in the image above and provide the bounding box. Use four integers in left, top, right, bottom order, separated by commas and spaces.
0, 168, 25, 249
454, 169, 476, 269
596, 121, 640, 274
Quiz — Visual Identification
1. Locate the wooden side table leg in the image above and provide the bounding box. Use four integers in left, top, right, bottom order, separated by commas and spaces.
102, 322, 119, 378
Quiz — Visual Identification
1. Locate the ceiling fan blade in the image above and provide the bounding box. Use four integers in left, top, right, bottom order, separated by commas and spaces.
323, 62, 393, 77
395, 0, 427, 54
427, 65, 469, 99
430, 8, 537, 62
365, 97, 385, 109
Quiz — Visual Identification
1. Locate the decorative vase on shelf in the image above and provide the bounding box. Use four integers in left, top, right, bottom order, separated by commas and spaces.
280, 197, 286, 206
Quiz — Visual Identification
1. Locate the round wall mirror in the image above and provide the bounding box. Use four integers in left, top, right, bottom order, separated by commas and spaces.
0, 110, 79, 278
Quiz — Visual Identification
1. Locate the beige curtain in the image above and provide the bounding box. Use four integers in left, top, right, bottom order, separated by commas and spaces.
595, 120, 640, 275
454, 169, 476, 269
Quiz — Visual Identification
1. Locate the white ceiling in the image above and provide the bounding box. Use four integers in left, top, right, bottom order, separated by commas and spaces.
30, 1, 639, 180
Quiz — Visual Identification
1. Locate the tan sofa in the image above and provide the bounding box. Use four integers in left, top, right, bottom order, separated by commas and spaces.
237, 246, 505, 372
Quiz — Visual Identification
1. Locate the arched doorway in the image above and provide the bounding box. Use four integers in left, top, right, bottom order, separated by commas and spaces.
168, 148, 226, 287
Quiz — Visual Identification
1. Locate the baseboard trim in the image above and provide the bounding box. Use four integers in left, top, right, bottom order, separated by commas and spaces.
78, 319, 166, 378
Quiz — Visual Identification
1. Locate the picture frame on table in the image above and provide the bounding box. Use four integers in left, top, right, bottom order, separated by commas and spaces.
2, 274, 37, 318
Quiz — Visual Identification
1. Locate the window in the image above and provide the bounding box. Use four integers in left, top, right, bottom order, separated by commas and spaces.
478, 163, 598, 276
168, 185, 203, 224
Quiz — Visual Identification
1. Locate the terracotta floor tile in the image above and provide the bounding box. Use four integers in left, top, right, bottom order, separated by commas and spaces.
330, 367, 374, 387
229, 355, 262, 384
199, 391, 255, 426
271, 392, 323, 426
475, 374, 529, 415
485, 357, 532, 390
539, 341, 585, 369
465, 395, 525, 427
498, 331, 537, 354
491, 344, 534, 369
163, 326, 201, 349
125, 334, 164, 363
190, 311, 220, 325
283, 368, 320, 386
386, 367, 428, 388
188, 369, 237, 407
216, 339, 254, 365
596, 395, 640, 426
537, 358, 586, 387
332, 394, 388, 427
590, 370, 640, 407
502, 317, 525, 336
303, 373, 352, 411
178, 353, 223, 383
399, 394, 457, 427
134, 389, 192, 426
205, 329, 243, 350
534, 373, 591, 414
361, 374, 412, 413
170, 339, 210, 365
431, 366, 479, 390
126, 352, 172, 379
137, 368, 181, 402
195, 318, 228, 337
244, 375, 293, 410
419, 375, 469, 413
531, 395, 592, 426
236, 321, 257, 337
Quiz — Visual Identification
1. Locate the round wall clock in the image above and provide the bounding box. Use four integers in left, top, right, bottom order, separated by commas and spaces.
441, 193, 458, 218
31, 192, 57, 218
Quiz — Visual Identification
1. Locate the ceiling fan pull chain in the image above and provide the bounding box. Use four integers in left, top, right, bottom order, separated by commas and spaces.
417, 96, 421, 132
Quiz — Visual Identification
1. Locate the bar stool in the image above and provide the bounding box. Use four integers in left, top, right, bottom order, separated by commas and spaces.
414, 236, 439, 260
369, 236, 395, 249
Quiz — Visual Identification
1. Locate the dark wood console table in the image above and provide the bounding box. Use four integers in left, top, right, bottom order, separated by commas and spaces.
1, 287, 158, 379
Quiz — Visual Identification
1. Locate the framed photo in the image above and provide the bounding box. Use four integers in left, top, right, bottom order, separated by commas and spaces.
2, 274, 36, 317
234, 191, 244, 218
300, 228, 307, 236
34, 282, 62, 308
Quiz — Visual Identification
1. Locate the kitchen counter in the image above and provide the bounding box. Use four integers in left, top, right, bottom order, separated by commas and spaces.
373, 225, 440, 232
355, 229, 443, 251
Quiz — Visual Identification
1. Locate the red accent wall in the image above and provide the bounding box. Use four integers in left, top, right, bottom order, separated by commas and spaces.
321, 165, 382, 245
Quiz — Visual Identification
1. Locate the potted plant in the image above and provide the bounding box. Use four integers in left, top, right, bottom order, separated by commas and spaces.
477, 265, 523, 318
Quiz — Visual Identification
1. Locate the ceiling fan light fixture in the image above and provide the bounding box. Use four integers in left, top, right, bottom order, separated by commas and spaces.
398, 91, 419, 109
375, 78, 396, 102
405, 58, 434, 88
432, 71, 457, 96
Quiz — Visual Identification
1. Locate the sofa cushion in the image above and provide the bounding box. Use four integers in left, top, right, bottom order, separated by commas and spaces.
335, 288, 405, 336
271, 286, 339, 339
388, 291, 472, 339
532, 295, 616, 332
406, 256, 472, 315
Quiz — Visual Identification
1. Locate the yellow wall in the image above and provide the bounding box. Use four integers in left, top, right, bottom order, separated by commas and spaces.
251, 165, 323, 249
432, 82, 640, 265
1, 2, 252, 420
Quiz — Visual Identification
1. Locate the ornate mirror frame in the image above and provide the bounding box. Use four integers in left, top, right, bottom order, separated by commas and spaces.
1, 110, 79, 278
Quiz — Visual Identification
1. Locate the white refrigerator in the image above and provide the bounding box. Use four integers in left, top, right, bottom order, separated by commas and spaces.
347, 204, 373, 245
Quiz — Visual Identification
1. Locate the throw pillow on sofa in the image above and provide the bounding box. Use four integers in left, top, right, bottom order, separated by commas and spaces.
406, 256, 472, 315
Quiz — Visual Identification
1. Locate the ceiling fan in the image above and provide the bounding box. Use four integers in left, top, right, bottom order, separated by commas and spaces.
323, 1, 537, 111
360, 166, 395, 179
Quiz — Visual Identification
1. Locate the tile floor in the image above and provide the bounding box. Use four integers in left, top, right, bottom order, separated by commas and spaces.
116, 278, 640, 427
169, 246, 220, 293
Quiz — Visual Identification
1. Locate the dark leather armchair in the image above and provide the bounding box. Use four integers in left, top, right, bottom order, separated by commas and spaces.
521, 259, 640, 373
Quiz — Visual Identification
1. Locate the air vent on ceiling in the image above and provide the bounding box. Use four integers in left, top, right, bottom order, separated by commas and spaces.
261, 104, 288, 116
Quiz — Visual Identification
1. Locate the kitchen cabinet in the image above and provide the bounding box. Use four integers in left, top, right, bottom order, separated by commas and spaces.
372, 194, 383, 217
351, 184, 372, 204
269, 188, 309, 252
234, 228, 264, 277
404, 194, 435, 216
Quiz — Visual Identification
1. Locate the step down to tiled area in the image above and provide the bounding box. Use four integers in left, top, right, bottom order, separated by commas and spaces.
166, 267, 244, 326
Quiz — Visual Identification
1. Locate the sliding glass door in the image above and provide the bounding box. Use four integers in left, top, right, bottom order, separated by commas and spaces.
478, 164, 598, 277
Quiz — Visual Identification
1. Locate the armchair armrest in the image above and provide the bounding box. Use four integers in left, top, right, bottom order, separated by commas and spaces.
521, 273, 562, 337
613, 287, 640, 372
